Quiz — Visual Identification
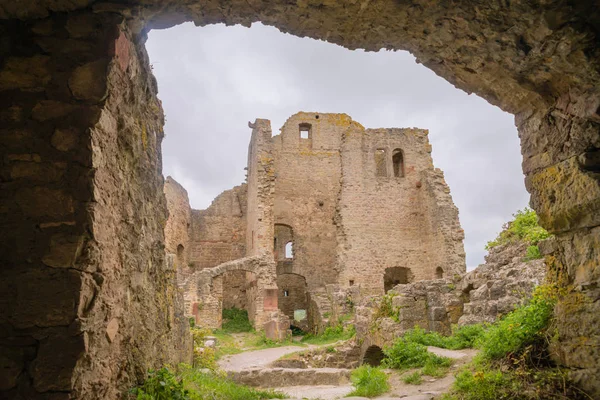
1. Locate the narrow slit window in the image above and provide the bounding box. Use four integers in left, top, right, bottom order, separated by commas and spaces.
284, 290, 289, 297
375, 149, 387, 177
393, 149, 404, 177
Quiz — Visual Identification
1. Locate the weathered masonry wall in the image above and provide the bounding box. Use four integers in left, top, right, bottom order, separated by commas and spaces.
188, 184, 247, 270
2, 1, 599, 398
164, 176, 192, 271
271, 113, 345, 290
0, 12, 191, 399
336, 125, 466, 293
246, 120, 276, 258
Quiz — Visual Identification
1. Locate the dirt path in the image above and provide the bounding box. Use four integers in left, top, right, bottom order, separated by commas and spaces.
218, 344, 313, 372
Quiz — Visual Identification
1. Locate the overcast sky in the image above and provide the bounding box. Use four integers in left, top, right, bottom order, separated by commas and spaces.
146, 22, 530, 270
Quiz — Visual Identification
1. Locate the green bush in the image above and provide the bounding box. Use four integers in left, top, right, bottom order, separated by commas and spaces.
479, 285, 558, 361
485, 208, 551, 250
382, 338, 451, 370
346, 366, 390, 398
130, 367, 189, 400
221, 308, 254, 333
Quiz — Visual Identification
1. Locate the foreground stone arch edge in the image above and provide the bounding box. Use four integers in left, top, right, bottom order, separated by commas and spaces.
0, 1, 598, 398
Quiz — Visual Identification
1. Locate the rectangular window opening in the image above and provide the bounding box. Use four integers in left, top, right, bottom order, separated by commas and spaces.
299, 123, 312, 140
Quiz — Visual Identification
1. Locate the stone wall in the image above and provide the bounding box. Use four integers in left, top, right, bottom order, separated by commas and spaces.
276, 273, 308, 319
337, 125, 465, 293
164, 176, 192, 270
0, 12, 191, 399
271, 113, 345, 290
188, 184, 247, 270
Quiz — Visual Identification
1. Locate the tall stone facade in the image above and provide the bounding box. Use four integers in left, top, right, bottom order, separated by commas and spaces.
2, 1, 599, 398
165, 112, 466, 329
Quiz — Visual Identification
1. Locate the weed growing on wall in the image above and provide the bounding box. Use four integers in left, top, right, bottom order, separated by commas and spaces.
346, 365, 390, 398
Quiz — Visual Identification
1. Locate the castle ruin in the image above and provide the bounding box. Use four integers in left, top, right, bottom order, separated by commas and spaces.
165, 112, 466, 334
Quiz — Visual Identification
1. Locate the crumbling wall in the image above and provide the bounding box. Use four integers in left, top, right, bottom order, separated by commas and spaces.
246, 120, 275, 257
0, 12, 191, 399
188, 184, 247, 270
164, 176, 192, 284
355, 243, 546, 356
337, 126, 466, 293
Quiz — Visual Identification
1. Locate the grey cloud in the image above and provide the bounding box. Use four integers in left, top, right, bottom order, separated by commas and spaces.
147, 22, 530, 269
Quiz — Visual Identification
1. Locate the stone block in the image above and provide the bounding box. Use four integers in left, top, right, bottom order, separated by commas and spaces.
51, 128, 80, 152
30, 333, 84, 392
42, 233, 85, 268
0, 56, 51, 90
69, 59, 109, 102
15, 187, 74, 218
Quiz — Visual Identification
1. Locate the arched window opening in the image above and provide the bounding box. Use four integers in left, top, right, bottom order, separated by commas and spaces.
285, 242, 293, 259
299, 123, 311, 139
436, 267, 444, 279
393, 149, 404, 177
176, 244, 185, 268
384, 266, 413, 293
362, 345, 385, 367
375, 148, 387, 177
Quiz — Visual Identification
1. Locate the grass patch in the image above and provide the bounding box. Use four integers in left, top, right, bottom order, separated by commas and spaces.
346, 365, 390, 398
400, 324, 486, 350
401, 371, 423, 385
221, 307, 254, 333
131, 365, 288, 400
301, 324, 355, 345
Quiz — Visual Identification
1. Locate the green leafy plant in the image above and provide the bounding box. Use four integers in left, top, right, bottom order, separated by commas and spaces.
524, 245, 542, 261
443, 284, 590, 399
130, 367, 189, 400
346, 365, 390, 398
479, 284, 558, 361
374, 292, 399, 321
485, 208, 551, 250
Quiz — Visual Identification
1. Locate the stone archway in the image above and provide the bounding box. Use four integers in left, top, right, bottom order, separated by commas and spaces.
362, 345, 385, 367
1, 2, 599, 398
